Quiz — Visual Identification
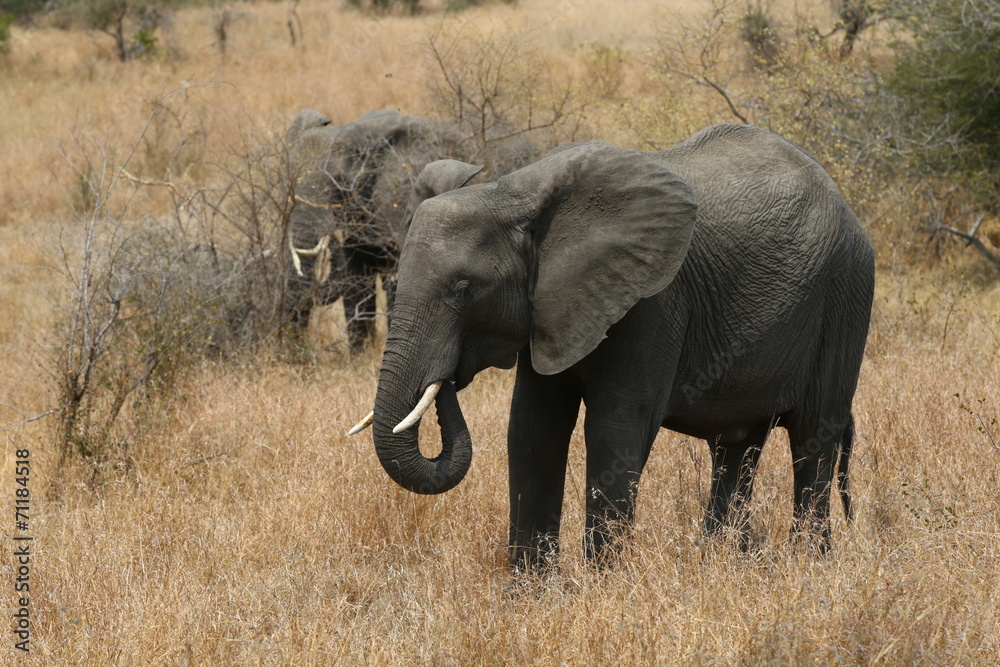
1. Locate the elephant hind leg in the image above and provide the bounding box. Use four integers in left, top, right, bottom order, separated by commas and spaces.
786, 413, 852, 553
703, 421, 771, 550
380, 272, 397, 331
838, 412, 856, 523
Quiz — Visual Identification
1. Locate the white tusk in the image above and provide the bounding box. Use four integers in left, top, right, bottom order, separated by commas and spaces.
346, 410, 374, 436
393, 381, 443, 434
290, 235, 332, 277
290, 239, 305, 276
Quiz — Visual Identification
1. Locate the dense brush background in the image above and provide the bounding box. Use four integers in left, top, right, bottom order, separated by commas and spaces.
1, 0, 999, 663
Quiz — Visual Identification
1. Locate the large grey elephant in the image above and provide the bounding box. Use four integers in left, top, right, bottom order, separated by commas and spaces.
285, 108, 537, 349
350, 124, 874, 572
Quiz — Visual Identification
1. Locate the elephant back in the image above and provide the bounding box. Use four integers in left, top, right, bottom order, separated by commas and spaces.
657, 123, 874, 397
364, 117, 540, 246
658, 124, 865, 253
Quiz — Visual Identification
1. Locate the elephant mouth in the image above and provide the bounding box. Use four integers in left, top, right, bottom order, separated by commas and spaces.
393, 379, 446, 433
454, 369, 474, 392
349, 377, 454, 436
400, 364, 480, 428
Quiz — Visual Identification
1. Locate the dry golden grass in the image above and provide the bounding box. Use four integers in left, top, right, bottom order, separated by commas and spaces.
2, 0, 1000, 663
10, 280, 1000, 663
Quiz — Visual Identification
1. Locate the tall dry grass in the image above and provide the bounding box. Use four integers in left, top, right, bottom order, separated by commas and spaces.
13, 277, 1000, 663
2, 0, 999, 663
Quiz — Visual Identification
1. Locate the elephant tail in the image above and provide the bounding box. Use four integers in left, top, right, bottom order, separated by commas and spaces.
838, 413, 855, 522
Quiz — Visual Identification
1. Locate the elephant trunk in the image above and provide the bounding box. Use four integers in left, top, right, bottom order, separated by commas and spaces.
372, 328, 472, 494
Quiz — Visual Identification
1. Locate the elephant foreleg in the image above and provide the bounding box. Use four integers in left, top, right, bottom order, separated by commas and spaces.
581, 412, 658, 567
703, 421, 771, 550
507, 355, 581, 574
342, 244, 378, 350
381, 272, 397, 332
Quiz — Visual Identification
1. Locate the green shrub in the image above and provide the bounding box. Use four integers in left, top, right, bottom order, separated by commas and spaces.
0, 0, 48, 21
644, 0, 999, 268
0, 12, 12, 55
346, 0, 421, 14
581, 42, 628, 100
740, 5, 780, 68
444, 0, 516, 10
886, 0, 1000, 210
79, 0, 172, 61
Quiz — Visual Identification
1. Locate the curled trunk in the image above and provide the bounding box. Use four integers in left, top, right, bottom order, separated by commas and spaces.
373, 376, 472, 495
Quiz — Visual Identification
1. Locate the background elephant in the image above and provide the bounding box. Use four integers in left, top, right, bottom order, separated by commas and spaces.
352, 124, 875, 572
284, 108, 538, 349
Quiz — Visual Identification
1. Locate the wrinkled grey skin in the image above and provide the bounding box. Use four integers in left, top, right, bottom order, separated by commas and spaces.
285, 108, 537, 348
367, 124, 875, 572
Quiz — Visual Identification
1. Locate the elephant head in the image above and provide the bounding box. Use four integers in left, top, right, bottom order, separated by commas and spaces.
285, 109, 445, 329
397, 159, 484, 251
362, 142, 697, 494
288, 110, 429, 250
282, 108, 544, 348
285, 108, 332, 145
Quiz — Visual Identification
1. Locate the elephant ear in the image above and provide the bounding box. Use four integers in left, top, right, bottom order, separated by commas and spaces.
286, 108, 332, 145
398, 160, 484, 249
498, 141, 698, 376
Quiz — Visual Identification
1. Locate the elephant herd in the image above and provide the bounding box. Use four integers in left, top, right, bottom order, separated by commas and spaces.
283, 108, 874, 573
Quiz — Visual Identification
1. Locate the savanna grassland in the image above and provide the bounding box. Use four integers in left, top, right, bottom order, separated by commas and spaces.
2, 0, 1000, 663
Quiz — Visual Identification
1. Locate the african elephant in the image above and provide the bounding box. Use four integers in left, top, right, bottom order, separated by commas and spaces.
350, 124, 875, 572
285, 108, 537, 349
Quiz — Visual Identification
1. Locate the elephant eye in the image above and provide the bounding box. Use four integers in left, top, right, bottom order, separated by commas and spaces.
453, 280, 470, 301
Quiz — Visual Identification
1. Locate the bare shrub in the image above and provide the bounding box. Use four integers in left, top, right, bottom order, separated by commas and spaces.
182, 115, 300, 354
580, 41, 629, 101
425, 24, 592, 157
45, 87, 301, 462
638, 0, 895, 246
50, 141, 216, 460
112, 88, 301, 354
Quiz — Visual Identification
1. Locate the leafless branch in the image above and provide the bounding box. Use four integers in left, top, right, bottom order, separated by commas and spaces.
426, 24, 590, 154
682, 73, 750, 124
933, 215, 1000, 269
1, 404, 61, 428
